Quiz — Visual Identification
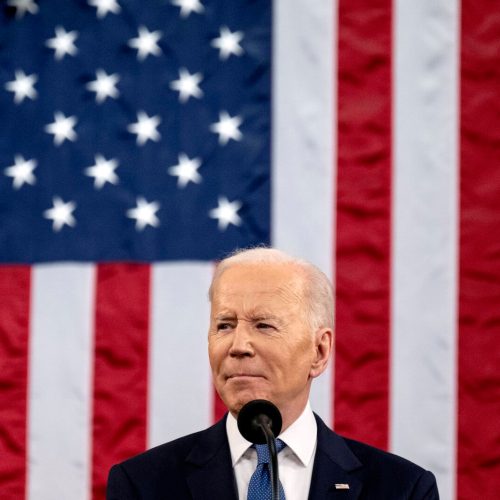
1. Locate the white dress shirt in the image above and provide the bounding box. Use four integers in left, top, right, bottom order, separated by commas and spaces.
226, 402, 317, 500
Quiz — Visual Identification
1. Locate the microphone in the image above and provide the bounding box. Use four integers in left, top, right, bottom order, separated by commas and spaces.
237, 400, 283, 500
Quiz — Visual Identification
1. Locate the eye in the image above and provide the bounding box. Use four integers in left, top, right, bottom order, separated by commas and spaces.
217, 322, 232, 332
256, 322, 274, 330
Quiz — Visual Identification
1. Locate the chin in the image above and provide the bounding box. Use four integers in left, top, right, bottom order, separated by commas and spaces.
226, 390, 273, 415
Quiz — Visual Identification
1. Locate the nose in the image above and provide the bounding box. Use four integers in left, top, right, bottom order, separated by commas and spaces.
228, 321, 255, 358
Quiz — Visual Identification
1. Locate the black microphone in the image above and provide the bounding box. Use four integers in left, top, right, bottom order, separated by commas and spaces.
237, 400, 283, 500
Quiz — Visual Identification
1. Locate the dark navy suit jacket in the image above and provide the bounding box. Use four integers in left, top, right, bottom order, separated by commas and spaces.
107, 414, 439, 499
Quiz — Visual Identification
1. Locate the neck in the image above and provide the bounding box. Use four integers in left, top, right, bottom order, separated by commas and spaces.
279, 400, 309, 433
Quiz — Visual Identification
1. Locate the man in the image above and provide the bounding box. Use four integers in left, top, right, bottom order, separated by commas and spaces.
107, 248, 439, 499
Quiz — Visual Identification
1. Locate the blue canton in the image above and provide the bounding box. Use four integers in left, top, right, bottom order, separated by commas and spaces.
0, 0, 271, 263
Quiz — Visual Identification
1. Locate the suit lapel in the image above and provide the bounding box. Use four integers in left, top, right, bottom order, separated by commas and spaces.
308, 415, 364, 500
185, 416, 238, 500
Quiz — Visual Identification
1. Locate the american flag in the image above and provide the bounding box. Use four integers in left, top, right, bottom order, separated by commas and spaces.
0, 1, 499, 499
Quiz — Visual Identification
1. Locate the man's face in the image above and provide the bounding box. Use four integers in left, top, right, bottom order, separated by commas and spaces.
208, 263, 320, 421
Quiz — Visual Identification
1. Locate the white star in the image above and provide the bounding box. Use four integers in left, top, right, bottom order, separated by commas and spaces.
209, 196, 242, 231
168, 153, 202, 188
7, 0, 39, 19
170, 68, 203, 103
5, 70, 38, 104
43, 196, 77, 232
86, 69, 120, 103
211, 26, 244, 60
127, 111, 161, 145
46, 26, 78, 60
44, 112, 78, 146
85, 154, 119, 189
128, 26, 162, 61
171, 0, 204, 18
88, 0, 121, 18
126, 197, 160, 231
4, 154, 37, 189
210, 111, 243, 145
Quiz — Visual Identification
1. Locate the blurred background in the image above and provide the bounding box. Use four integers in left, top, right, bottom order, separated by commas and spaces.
0, 0, 498, 499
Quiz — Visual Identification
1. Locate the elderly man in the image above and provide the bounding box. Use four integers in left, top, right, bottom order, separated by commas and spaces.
107, 248, 439, 499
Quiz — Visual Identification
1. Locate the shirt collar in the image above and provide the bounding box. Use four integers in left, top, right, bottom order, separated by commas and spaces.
226, 401, 317, 467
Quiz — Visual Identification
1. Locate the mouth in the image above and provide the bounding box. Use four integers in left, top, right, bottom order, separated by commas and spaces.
226, 374, 264, 381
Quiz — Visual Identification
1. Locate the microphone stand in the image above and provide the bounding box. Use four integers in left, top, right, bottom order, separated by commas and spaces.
254, 415, 280, 500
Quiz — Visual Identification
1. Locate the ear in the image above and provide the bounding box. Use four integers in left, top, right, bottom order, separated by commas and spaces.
310, 328, 333, 378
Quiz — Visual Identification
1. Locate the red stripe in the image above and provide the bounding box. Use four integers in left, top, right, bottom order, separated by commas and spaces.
334, 1, 393, 450
91, 264, 150, 500
0, 266, 30, 500
458, 2, 500, 497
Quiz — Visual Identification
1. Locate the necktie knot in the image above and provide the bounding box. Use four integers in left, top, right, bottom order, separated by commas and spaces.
254, 438, 286, 465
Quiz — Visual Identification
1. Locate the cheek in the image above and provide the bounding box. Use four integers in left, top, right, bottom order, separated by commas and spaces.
281, 339, 315, 373
208, 350, 219, 371
208, 338, 226, 371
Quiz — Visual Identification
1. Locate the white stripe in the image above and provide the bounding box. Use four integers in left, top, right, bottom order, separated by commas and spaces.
391, 1, 459, 498
28, 265, 94, 500
272, 0, 336, 425
148, 263, 213, 447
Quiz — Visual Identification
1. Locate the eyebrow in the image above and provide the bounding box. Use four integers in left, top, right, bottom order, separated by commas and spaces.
213, 313, 281, 322
252, 315, 279, 322
249, 313, 284, 328
214, 314, 236, 321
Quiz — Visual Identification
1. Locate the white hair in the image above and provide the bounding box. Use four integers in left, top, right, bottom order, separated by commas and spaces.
209, 247, 334, 330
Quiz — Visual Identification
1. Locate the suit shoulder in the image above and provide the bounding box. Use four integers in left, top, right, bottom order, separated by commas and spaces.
107, 428, 214, 499
313, 415, 439, 498
316, 414, 430, 478
114, 417, 228, 478
107, 419, 230, 499
119, 427, 208, 472
343, 435, 432, 479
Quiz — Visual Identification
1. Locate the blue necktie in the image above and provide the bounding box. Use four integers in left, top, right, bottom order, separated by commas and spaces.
247, 439, 286, 500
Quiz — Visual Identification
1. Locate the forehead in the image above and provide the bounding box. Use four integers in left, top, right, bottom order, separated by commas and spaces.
211, 263, 306, 307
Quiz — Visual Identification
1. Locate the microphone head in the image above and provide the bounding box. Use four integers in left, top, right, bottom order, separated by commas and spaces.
237, 399, 282, 444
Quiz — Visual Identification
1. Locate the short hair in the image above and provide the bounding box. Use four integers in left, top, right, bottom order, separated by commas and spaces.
209, 247, 334, 330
